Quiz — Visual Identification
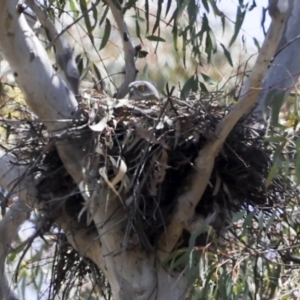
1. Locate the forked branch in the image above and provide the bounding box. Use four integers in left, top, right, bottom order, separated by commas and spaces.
158, 0, 289, 258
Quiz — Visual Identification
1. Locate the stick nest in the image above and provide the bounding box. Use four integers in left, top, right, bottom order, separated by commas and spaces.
2, 90, 296, 250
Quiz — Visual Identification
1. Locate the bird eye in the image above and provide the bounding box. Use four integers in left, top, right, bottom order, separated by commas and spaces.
139, 85, 146, 92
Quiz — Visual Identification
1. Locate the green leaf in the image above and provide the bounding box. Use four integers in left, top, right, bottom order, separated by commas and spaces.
243, 211, 254, 230
176, 0, 191, 21
253, 37, 261, 50
268, 264, 281, 298
232, 211, 245, 223
201, 73, 214, 85
152, 0, 163, 34
172, 22, 178, 51
188, 224, 209, 251
182, 29, 188, 67
92, 63, 102, 82
221, 14, 225, 33
261, 90, 278, 121
75, 54, 83, 76
205, 31, 216, 62
181, 74, 198, 99
123, 0, 137, 12
265, 211, 277, 232
69, 0, 79, 19
170, 251, 189, 270
135, 17, 142, 42
80, 0, 94, 44
5, 112, 11, 140
188, 0, 198, 25
201, 0, 209, 12
137, 50, 148, 58
146, 35, 166, 42
208, 0, 224, 16
265, 164, 278, 188
270, 91, 285, 126
145, 0, 149, 33
258, 210, 264, 230
165, 0, 172, 17
220, 43, 233, 67
99, 18, 111, 50
91, 2, 98, 30
229, 7, 246, 47
99, 5, 109, 26
200, 14, 210, 37
157, 248, 187, 268
199, 81, 208, 92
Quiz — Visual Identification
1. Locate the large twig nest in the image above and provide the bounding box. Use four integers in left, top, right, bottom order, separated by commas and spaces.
1, 89, 296, 250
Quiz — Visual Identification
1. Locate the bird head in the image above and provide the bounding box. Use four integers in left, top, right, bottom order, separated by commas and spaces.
128, 81, 160, 101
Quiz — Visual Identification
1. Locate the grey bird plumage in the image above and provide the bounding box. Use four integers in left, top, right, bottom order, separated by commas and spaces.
128, 81, 160, 101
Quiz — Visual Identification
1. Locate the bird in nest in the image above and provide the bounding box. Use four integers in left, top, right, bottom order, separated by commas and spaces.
128, 81, 160, 101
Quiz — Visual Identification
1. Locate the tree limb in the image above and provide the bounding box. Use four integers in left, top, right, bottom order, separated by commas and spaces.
25, 0, 80, 97
158, 0, 289, 259
0, 1, 78, 132
105, 0, 137, 98
254, 0, 300, 119
0, 152, 34, 300
0, 150, 104, 298
0, 0, 90, 183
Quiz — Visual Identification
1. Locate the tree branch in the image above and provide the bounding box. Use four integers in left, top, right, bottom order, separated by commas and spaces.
0, 152, 34, 300
0, 150, 104, 299
0, 1, 78, 132
0, 0, 90, 183
0, 201, 30, 300
105, 0, 137, 98
158, 0, 289, 259
254, 0, 300, 119
25, 0, 80, 97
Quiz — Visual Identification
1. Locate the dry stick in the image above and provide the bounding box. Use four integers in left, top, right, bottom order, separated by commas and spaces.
105, 0, 137, 98
158, 1, 289, 260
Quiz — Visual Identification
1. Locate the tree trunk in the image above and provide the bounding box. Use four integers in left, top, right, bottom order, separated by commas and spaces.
0, 0, 296, 299
254, 0, 300, 119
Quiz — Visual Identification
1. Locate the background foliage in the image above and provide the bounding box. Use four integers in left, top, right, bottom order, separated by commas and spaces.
1, 0, 300, 299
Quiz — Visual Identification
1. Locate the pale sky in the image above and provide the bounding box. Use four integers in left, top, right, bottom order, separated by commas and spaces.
219, 0, 271, 45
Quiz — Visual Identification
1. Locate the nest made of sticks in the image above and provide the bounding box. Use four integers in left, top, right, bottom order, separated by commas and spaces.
33, 90, 295, 249
1, 89, 297, 250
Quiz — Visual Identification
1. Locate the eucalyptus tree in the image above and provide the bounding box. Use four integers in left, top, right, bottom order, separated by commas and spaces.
0, 0, 299, 299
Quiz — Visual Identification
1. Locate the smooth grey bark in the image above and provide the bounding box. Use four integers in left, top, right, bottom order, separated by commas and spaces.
158, 0, 289, 259
0, 152, 35, 300
254, 0, 300, 119
0, 0, 294, 299
0, 1, 185, 299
